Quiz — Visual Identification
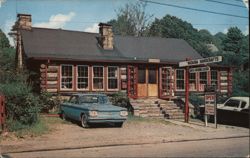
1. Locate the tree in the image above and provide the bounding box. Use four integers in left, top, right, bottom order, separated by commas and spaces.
148, 15, 213, 57
222, 27, 244, 54
107, 2, 153, 36
0, 29, 10, 48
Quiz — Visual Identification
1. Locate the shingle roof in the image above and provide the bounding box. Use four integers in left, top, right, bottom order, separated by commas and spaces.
21, 27, 202, 63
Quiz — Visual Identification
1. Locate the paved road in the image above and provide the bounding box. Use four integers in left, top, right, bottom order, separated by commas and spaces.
4, 136, 249, 158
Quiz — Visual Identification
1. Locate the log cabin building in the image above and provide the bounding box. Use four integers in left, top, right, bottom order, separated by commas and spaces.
14, 14, 232, 101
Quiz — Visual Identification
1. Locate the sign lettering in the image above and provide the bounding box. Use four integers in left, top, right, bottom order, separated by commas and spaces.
179, 56, 222, 67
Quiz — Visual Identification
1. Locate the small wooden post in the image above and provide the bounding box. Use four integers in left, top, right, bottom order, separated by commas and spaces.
185, 58, 190, 123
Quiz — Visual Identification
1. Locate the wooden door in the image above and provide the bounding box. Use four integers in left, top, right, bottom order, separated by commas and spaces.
148, 66, 158, 97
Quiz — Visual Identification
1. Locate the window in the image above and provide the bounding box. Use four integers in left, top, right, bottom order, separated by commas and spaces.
93, 66, 104, 90
211, 70, 218, 87
189, 73, 196, 90
108, 66, 118, 90
61, 65, 73, 90
225, 99, 240, 108
138, 65, 146, 83
240, 101, 247, 108
176, 69, 185, 90
200, 72, 207, 85
69, 96, 79, 104
77, 66, 89, 90
148, 66, 157, 84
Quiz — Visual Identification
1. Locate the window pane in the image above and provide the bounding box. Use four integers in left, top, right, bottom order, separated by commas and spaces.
78, 78, 88, 89
77, 66, 88, 89
93, 78, 103, 89
61, 65, 73, 89
93, 67, 103, 77
200, 72, 207, 84
138, 66, 146, 83
225, 99, 240, 108
108, 79, 118, 89
148, 66, 156, 84
176, 69, 185, 90
108, 67, 118, 89
93, 66, 104, 90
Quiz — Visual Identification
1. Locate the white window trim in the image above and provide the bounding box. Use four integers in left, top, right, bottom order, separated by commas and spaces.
175, 69, 185, 91
107, 66, 119, 91
76, 65, 89, 91
189, 72, 197, 91
92, 66, 104, 91
60, 64, 74, 91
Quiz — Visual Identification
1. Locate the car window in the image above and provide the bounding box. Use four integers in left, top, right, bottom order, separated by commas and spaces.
240, 101, 247, 108
98, 96, 109, 104
69, 96, 79, 104
79, 95, 98, 104
224, 99, 240, 108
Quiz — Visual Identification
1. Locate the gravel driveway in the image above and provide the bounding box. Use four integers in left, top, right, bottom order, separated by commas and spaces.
1, 116, 249, 154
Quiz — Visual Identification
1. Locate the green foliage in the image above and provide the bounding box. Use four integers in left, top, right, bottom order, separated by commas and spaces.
148, 15, 212, 57
222, 27, 244, 54
39, 92, 61, 113
0, 82, 41, 128
232, 71, 249, 96
0, 29, 10, 48
109, 92, 131, 111
107, 2, 153, 36
189, 93, 204, 118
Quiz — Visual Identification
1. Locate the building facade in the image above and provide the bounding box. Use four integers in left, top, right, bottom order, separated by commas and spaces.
14, 14, 232, 99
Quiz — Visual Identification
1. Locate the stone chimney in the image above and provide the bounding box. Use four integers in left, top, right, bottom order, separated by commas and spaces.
17, 13, 32, 30
98, 23, 114, 50
11, 14, 32, 71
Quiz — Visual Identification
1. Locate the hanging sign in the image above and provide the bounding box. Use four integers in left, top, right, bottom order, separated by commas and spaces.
179, 56, 222, 67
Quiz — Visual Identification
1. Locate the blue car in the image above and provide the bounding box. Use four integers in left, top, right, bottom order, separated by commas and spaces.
59, 93, 128, 128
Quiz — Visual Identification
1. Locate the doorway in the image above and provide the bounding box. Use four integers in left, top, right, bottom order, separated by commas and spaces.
137, 65, 158, 97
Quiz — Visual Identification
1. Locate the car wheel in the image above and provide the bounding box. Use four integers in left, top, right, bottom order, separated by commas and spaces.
81, 114, 89, 128
115, 122, 123, 127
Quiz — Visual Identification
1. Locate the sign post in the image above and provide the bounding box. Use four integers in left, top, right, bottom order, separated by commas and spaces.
179, 56, 222, 124
185, 60, 189, 123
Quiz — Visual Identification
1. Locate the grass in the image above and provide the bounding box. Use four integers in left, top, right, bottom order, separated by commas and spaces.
2, 115, 68, 139
127, 113, 171, 125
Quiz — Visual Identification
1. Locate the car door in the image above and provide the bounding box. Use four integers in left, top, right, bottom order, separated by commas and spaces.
66, 96, 78, 119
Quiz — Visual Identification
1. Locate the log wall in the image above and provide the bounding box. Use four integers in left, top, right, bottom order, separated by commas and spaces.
40, 64, 59, 93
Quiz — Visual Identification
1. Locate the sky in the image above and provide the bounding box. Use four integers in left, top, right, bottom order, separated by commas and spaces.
0, 0, 249, 46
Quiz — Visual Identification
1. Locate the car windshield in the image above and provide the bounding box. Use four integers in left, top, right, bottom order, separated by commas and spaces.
79, 95, 109, 104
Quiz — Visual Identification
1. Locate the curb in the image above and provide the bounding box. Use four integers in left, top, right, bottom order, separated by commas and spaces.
3, 135, 249, 154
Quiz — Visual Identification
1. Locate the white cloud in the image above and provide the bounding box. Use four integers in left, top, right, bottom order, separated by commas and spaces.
84, 23, 99, 33
3, 19, 15, 46
34, 12, 75, 28
244, 25, 249, 35
223, 28, 228, 34
0, 0, 6, 8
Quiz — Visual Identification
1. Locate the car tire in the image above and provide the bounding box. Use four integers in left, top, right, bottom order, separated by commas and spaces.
115, 122, 123, 127
81, 114, 89, 128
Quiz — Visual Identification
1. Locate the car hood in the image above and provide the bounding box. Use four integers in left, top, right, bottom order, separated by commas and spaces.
81, 103, 126, 112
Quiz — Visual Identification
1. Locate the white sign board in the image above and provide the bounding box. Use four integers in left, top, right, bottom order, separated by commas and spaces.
189, 66, 210, 73
179, 56, 222, 67
205, 94, 216, 115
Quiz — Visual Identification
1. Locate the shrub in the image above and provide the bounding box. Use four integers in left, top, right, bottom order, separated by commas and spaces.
189, 93, 204, 118
109, 92, 132, 111
39, 92, 61, 113
0, 78, 42, 131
